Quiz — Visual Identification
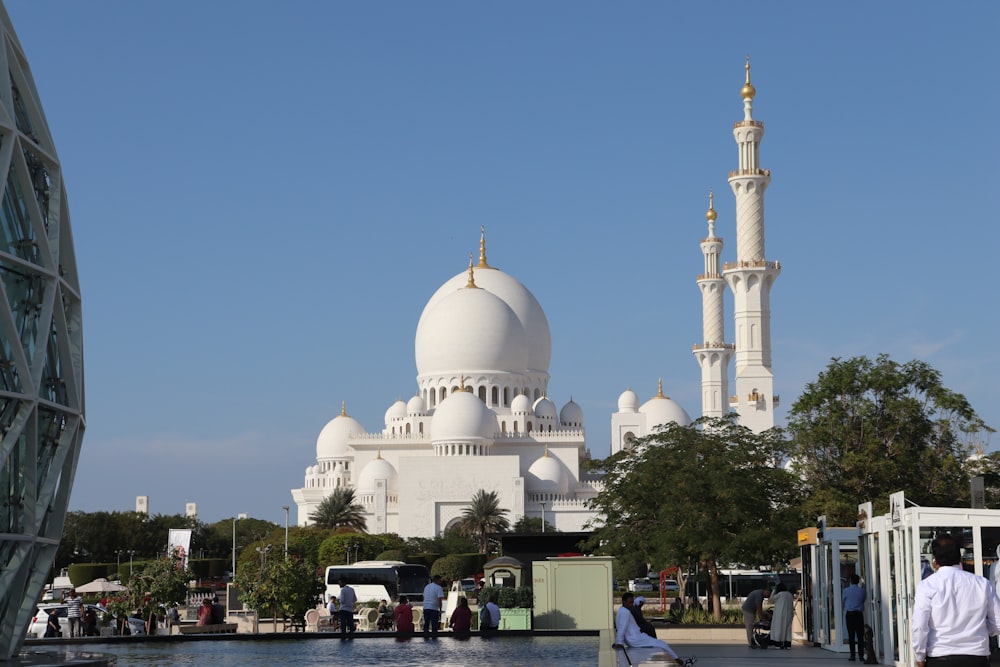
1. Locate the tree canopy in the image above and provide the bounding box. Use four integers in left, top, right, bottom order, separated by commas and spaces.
585, 415, 804, 618
787, 354, 993, 524
308, 488, 367, 532
456, 490, 511, 554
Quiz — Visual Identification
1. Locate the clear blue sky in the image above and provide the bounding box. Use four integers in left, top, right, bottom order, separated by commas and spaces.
6, 1, 998, 526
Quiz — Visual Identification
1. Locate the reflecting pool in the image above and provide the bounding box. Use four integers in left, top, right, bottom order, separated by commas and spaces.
103, 635, 600, 667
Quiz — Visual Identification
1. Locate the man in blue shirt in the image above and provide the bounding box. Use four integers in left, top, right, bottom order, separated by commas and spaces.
842, 574, 866, 661
337, 578, 357, 639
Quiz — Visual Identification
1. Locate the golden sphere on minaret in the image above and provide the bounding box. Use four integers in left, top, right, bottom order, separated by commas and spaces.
706, 190, 717, 221
741, 57, 756, 100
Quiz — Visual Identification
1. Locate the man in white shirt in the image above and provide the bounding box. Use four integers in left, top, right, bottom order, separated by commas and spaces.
481, 595, 501, 632
421, 574, 445, 637
336, 578, 357, 639
612, 592, 684, 665
912, 533, 1000, 667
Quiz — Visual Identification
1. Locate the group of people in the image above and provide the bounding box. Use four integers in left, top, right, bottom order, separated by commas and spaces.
325, 574, 501, 639
196, 596, 226, 626
741, 582, 795, 650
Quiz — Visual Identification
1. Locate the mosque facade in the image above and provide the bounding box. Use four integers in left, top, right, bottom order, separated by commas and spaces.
291, 62, 777, 537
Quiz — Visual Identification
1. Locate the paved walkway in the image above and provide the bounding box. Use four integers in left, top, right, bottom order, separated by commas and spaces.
606, 641, 854, 666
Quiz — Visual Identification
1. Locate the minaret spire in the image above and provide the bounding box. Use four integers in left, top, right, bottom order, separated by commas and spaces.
477, 225, 492, 268
693, 189, 733, 419
465, 253, 478, 288
723, 60, 780, 432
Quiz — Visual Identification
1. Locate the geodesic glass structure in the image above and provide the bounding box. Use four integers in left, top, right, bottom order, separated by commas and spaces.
0, 6, 85, 660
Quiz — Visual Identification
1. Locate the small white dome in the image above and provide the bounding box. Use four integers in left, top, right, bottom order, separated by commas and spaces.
510, 394, 532, 414
384, 399, 407, 424
639, 394, 692, 429
432, 390, 495, 442
560, 399, 584, 426
356, 454, 398, 494
617, 389, 639, 413
526, 451, 569, 495
316, 405, 364, 459
415, 285, 527, 376
406, 394, 426, 415
533, 396, 558, 420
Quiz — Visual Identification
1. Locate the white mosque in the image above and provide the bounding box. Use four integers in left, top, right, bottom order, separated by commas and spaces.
291, 61, 779, 537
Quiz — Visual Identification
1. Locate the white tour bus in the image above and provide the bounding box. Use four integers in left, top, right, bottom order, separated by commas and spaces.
324, 561, 430, 604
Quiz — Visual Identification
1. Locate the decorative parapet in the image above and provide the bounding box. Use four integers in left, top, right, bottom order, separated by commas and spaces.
696, 272, 723, 280
722, 259, 781, 271
692, 342, 735, 351
733, 120, 765, 129
728, 168, 770, 177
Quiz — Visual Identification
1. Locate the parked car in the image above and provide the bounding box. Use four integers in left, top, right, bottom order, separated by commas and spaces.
460, 578, 478, 593
662, 579, 681, 596
628, 578, 653, 592
26, 603, 145, 639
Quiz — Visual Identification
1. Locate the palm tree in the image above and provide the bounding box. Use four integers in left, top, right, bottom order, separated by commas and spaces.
457, 490, 510, 554
309, 488, 367, 532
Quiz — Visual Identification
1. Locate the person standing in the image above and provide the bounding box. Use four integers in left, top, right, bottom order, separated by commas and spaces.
394, 595, 414, 634
337, 577, 357, 639
64, 589, 83, 638
421, 574, 445, 637
843, 574, 866, 661
912, 533, 1000, 667
741, 587, 770, 649
612, 592, 684, 665
770, 583, 794, 649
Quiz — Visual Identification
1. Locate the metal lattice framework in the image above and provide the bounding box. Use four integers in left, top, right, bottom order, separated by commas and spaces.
0, 4, 85, 660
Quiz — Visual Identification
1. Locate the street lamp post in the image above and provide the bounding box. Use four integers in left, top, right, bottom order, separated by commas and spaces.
232, 512, 247, 581
282, 506, 290, 557
128, 550, 135, 577
540, 502, 546, 533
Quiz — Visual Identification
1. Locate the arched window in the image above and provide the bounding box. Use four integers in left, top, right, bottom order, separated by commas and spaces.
405, 423, 411, 434
419, 422, 424, 435
492, 387, 499, 405
503, 387, 510, 406
527, 422, 533, 433
534, 388, 541, 400
478, 386, 487, 402
440, 387, 447, 403
501, 421, 507, 433
514, 421, 519, 433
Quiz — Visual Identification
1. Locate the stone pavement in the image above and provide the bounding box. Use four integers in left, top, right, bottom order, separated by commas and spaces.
606, 641, 853, 666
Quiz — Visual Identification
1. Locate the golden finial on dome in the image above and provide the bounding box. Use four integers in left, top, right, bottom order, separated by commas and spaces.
706, 189, 717, 222
477, 225, 492, 269
340, 401, 347, 416
544, 444, 550, 458
376, 448, 383, 460
465, 253, 477, 288
741, 55, 756, 100
656, 378, 665, 398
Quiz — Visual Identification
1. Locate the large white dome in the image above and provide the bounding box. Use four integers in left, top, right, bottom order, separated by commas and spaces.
316, 404, 364, 459
415, 283, 527, 375
617, 389, 639, 413
526, 450, 569, 495
418, 262, 551, 374
431, 390, 496, 442
560, 398, 584, 427
639, 386, 692, 429
357, 453, 399, 494
384, 399, 407, 424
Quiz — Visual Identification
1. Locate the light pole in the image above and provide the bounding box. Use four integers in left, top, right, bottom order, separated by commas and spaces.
128, 550, 136, 577
540, 502, 546, 533
256, 544, 273, 569
232, 512, 247, 581
282, 506, 289, 557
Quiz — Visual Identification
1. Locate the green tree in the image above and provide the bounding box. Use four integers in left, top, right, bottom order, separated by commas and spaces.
512, 515, 556, 533
236, 554, 323, 625
309, 488, 367, 532
107, 549, 192, 634
317, 532, 386, 566
585, 416, 804, 620
787, 355, 993, 524
456, 490, 511, 554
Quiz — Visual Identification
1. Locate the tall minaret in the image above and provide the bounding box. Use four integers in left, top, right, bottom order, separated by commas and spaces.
722, 58, 781, 433
693, 190, 733, 418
